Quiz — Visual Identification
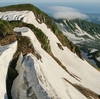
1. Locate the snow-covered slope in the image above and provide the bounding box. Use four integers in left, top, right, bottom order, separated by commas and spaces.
0, 10, 100, 99
56, 19, 100, 67
56, 20, 100, 45
0, 41, 17, 99
13, 25, 100, 99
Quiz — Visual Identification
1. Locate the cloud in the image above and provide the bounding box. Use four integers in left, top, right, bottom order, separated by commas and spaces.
49, 6, 88, 20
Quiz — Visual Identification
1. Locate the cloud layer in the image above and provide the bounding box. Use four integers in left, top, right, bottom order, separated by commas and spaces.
49, 6, 88, 20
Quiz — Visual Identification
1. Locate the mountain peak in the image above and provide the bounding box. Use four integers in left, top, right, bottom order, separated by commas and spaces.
0, 4, 100, 99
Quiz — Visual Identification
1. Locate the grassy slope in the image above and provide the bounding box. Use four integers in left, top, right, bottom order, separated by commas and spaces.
0, 4, 84, 99
0, 4, 82, 58
72, 19, 100, 35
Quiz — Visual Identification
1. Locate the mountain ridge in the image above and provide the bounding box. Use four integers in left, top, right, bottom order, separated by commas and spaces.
0, 4, 100, 99
0, 4, 82, 58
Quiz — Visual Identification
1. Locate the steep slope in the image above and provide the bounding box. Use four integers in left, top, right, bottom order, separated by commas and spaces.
13, 26, 100, 99
0, 41, 17, 99
0, 4, 82, 58
55, 19, 100, 67
0, 4, 100, 99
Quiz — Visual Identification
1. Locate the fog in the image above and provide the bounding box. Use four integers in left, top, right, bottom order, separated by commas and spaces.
49, 6, 88, 20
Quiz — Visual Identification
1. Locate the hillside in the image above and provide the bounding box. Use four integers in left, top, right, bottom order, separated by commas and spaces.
55, 19, 100, 67
86, 13, 100, 25
0, 4, 100, 99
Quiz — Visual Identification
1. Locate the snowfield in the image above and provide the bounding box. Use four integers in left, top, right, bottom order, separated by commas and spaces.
56, 18, 100, 68
14, 25, 100, 99
0, 11, 100, 99
57, 20, 99, 45
0, 41, 17, 99
75, 23, 95, 40
13, 27, 87, 99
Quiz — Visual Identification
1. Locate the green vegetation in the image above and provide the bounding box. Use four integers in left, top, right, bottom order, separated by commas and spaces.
0, 19, 14, 38
72, 19, 100, 35
7, 35, 35, 99
17, 36, 32, 47
10, 20, 51, 53
65, 20, 77, 32
94, 51, 100, 68
57, 43, 64, 50
86, 60, 100, 71
0, 19, 16, 46
0, 4, 56, 35
55, 18, 100, 67
0, 4, 82, 58
75, 46, 82, 58
55, 18, 100, 36
52, 28, 82, 58
7, 57, 18, 99
54, 19, 77, 32
0, 4, 84, 99
95, 51, 100, 58
25, 24, 51, 53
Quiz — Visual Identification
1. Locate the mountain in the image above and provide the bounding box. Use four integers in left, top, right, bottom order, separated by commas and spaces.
86, 13, 100, 25
55, 19, 100, 67
0, 4, 100, 99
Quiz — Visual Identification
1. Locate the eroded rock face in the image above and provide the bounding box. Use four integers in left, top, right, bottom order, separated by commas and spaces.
11, 53, 51, 99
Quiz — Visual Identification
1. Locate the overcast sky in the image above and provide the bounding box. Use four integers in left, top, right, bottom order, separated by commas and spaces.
0, 0, 100, 2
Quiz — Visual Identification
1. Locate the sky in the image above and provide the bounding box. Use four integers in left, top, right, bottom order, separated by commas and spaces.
0, 0, 100, 19
0, 0, 100, 3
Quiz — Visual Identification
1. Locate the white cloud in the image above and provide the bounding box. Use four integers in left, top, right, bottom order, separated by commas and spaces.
49, 6, 88, 20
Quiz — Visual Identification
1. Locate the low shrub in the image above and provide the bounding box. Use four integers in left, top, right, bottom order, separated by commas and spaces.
0, 19, 13, 38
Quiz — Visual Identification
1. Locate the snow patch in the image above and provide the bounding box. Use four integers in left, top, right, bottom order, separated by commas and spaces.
0, 11, 31, 22
14, 27, 29, 33
97, 57, 100, 61
75, 23, 95, 40
0, 41, 17, 99
1, 11, 100, 98
13, 27, 87, 99
62, 30, 85, 44
88, 48, 98, 53
12, 11, 100, 94
95, 35, 100, 39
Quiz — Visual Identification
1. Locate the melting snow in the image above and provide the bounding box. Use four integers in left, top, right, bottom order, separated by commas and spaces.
75, 23, 95, 39
14, 27, 29, 33
97, 57, 100, 61
14, 25, 100, 99
89, 48, 98, 53
0, 11, 100, 99
0, 41, 17, 99
13, 27, 87, 99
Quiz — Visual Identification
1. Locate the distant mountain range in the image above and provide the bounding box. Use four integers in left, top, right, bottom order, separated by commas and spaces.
55, 18, 100, 67
86, 13, 100, 25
